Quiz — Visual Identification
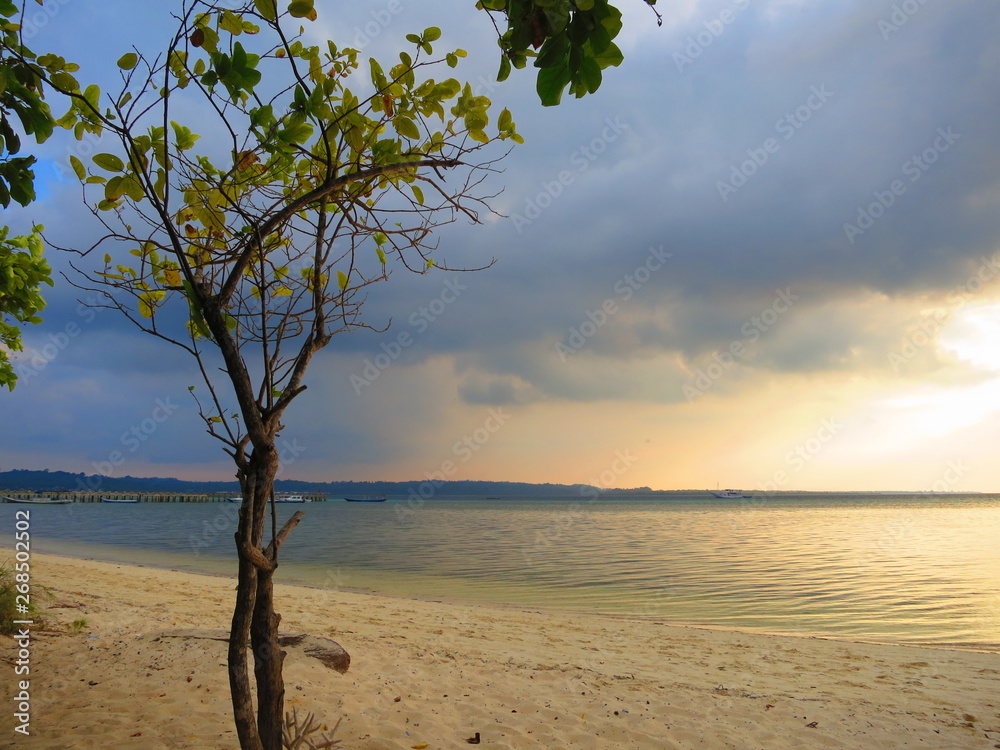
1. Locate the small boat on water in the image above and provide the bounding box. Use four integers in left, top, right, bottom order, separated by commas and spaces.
2, 495, 73, 505
345, 495, 387, 503
226, 494, 311, 503
710, 488, 752, 499
101, 497, 139, 503
275, 493, 309, 503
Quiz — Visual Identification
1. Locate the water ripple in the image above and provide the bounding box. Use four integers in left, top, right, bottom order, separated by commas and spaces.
3, 494, 999, 650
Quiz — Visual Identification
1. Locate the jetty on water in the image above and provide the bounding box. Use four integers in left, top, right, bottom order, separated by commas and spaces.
0, 491, 329, 504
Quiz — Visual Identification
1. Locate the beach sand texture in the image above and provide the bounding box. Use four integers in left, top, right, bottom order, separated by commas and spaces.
2, 553, 998, 749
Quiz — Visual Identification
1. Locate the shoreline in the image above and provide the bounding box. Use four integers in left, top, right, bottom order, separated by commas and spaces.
2, 553, 999, 748
4, 543, 997, 657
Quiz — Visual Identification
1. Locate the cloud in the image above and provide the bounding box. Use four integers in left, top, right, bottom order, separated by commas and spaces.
3, 0, 1000, 488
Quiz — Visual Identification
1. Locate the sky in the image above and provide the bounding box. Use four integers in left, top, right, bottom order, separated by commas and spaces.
3, 0, 1000, 492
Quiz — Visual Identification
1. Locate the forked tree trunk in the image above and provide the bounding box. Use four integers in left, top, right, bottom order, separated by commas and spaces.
229, 447, 286, 750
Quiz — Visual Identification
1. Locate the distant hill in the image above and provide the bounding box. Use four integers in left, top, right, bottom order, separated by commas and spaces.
0, 468, 655, 497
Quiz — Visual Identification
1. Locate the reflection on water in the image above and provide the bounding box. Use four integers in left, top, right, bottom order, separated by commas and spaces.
3, 495, 999, 650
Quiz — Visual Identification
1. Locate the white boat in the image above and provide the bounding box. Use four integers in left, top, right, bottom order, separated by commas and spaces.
710, 488, 751, 499
2, 495, 73, 505
101, 497, 139, 503
275, 493, 309, 503
226, 494, 310, 503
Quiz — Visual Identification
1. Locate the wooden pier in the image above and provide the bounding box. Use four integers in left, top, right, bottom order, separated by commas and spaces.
1, 491, 328, 503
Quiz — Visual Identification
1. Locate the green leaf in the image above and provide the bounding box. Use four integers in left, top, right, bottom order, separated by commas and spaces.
497, 54, 512, 83
117, 52, 139, 70
219, 10, 244, 35
254, 0, 278, 20
93, 153, 125, 172
394, 116, 420, 140
536, 64, 571, 107
423, 27, 441, 42
170, 121, 200, 151
287, 0, 314, 18
337, 270, 349, 290
411, 185, 424, 205
69, 155, 86, 181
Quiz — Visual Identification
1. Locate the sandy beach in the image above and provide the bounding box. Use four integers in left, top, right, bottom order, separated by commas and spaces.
2, 552, 999, 749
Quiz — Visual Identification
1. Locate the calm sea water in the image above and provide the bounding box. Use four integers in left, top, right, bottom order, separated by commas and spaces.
3, 494, 999, 651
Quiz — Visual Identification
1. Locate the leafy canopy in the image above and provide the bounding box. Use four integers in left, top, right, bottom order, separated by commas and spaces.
0, 0, 102, 389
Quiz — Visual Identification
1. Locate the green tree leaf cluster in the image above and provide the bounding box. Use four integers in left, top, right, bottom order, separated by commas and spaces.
478, 0, 658, 105
1, 0, 103, 389
0, 224, 51, 389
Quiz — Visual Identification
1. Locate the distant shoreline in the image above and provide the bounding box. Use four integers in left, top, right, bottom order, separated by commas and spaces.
1, 468, 994, 496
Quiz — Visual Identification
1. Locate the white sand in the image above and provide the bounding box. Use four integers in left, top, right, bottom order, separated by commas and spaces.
2, 552, 999, 749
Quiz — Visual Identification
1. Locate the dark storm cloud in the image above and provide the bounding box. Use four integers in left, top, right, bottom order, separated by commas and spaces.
3, 0, 999, 479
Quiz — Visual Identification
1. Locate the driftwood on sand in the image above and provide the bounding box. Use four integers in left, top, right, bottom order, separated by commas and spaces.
156, 629, 351, 674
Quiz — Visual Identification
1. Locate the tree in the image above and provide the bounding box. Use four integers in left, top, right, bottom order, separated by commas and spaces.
0, 0, 102, 389
2, 0, 655, 747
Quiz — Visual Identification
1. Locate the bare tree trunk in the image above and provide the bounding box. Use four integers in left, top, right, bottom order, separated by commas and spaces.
252, 567, 286, 749
229, 450, 282, 750
230, 552, 261, 750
